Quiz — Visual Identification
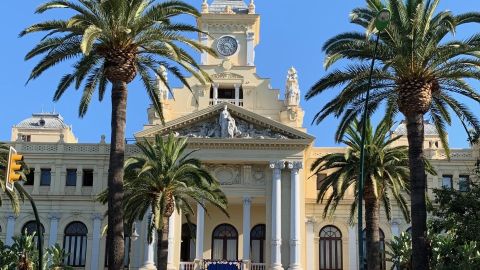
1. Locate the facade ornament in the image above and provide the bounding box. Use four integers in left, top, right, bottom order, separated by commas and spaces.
201, 0, 209, 13
285, 66, 300, 106
157, 65, 168, 101
248, 0, 255, 14
219, 105, 241, 138
171, 109, 290, 140
211, 72, 243, 80
224, 5, 235, 14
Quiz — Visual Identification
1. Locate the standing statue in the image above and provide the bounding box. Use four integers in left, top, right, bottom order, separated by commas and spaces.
285, 66, 300, 106
157, 65, 168, 101
219, 105, 240, 138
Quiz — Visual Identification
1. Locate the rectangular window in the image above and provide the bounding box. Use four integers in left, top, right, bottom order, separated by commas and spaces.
317, 173, 327, 191
40, 169, 51, 186
66, 169, 77, 186
24, 169, 35, 186
459, 175, 470, 192
82, 169, 93, 186
442, 175, 453, 189
21, 135, 31, 142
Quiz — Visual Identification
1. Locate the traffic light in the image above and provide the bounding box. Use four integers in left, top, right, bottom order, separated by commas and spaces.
6, 147, 23, 191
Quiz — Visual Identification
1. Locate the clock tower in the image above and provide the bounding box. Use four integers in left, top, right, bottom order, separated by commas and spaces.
198, 0, 260, 67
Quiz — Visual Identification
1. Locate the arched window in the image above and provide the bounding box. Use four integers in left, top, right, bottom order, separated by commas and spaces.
362, 229, 386, 270
22, 221, 45, 245
181, 223, 196, 262
212, 223, 238, 260
250, 224, 266, 263
319, 225, 343, 270
63, 221, 88, 267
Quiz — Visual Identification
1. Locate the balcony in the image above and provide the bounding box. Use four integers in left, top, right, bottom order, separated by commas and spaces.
209, 99, 244, 107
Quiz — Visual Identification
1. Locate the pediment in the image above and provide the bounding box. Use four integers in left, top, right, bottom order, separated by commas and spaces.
136, 103, 314, 145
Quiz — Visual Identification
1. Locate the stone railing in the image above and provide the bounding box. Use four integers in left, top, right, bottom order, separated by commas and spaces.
430, 149, 474, 160
11, 142, 141, 156
209, 99, 244, 106
250, 263, 266, 270
179, 262, 195, 270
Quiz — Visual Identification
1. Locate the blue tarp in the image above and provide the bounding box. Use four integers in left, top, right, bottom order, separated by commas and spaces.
206, 263, 239, 270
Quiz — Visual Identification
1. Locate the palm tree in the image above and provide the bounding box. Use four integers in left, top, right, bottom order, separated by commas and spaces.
312, 119, 435, 270
305, 1, 480, 268
123, 133, 228, 269
21, 1, 213, 268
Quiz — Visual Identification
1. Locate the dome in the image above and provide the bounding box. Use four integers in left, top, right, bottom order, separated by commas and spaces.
393, 120, 439, 136
15, 113, 70, 129
209, 0, 249, 14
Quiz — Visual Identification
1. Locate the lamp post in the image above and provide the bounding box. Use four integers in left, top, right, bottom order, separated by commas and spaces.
357, 8, 391, 270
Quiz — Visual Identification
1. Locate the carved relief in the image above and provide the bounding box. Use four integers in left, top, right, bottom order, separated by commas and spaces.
211, 72, 243, 80
251, 165, 266, 185
207, 165, 241, 185
173, 107, 291, 140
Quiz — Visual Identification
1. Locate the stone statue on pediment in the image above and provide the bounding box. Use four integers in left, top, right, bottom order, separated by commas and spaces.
219, 105, 241, 138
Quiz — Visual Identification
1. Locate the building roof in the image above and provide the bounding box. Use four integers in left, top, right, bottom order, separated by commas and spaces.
15, 112, 70, 129
394, 120, 439, 136
209, 0, 249, 14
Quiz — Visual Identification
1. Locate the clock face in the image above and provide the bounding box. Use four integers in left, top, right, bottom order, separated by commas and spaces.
216, 36, 238, 56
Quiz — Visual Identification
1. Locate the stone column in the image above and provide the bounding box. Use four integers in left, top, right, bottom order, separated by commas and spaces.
48, 214, 60, 247
91, 214, 102, 270
391, 220, 400, 238
246, 32, 255, 66
288, 161, 302, 270
75, 167, 82, 195
5, 213, 16, 246
243, 196, 252, 263
234, 84, 241, 106
305, 217, 316, 270
200, 33, 208, 65
348, 225, 358, 270
213, 83, 219, 105
269, 160, 285, 270
143, 210, 156, 269
32, 166, 41, 195
195, 203, 205, 268
167, 211, 176, 270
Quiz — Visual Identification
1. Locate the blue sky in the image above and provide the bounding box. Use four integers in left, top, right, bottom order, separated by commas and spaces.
1, 1, 478, 148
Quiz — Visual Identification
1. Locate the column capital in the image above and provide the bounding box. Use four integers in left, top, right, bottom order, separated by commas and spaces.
5, 213, 16, 220
287, 161, 303, 171
305, 216, 317, 225
243, 196, 252, 205
212, 82, 220, 89
269, 160, 285, 170
48, 213, 61, 220
91, 213, 103, 221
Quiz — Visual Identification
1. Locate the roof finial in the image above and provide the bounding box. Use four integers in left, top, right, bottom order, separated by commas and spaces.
248, 0, 255, 14
201, 0, 209, 13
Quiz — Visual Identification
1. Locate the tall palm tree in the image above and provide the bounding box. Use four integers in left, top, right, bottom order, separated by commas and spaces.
305, 1, 480, 268
123, 133, 228, 269
21, 1, 213, 268
312, 119, 434, 270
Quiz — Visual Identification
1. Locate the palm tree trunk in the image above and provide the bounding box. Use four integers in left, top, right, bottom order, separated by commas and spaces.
107, 81, 127, 270
405, 114, 429, 270
157, 220, 169, 270
365, 185, 381, 270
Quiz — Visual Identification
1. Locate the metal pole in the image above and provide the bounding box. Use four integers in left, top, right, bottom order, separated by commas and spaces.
23, 190, 43, 270
358, 33, 380, 270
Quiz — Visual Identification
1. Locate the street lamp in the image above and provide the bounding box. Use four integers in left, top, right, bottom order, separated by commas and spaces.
357, 8, 391, 270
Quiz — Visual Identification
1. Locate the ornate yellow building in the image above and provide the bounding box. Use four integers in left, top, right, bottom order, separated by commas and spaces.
1, 1, 479, 270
